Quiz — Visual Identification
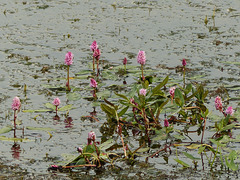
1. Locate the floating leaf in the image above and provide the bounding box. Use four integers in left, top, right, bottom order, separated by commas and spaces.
0, 136, 33, 142
100, 104, 115, 116
26, 126, 56, 132
0, 126, 12, 134
58, 104, 74, 111
67, 92, 81, 101
136, 147, 150, 153
99, 138, 115, 151
183, 152, 200, 160
22, 109, 51, 113
174, 158, 190, 168
45, 103, 56, 110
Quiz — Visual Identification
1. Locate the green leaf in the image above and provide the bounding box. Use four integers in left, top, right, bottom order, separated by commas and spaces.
0, 136, 33, 142
118, 106, 129, 117
45, 103, 56, 110
174, 88, 184, 107
22, 109, 51, 113
183, 152, 200, 160
115, 92, 129, 101
99, 138, 115, 151
174, 158, 190, 168
0, 126, 12, 134
198, 146, 206, 154
220, 123, 236, 132
26, 126, 56, 131
58, 104, 74, 111
67, 92, 81, 101
136, 147, 150, 153
152, 76, 169, 95
209, 139, 226, 147
100, 104, 116, 116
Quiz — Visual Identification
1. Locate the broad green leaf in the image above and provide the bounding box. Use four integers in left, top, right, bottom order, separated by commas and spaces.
45, 103, 56, 110
118, 106, 129, 117
198, 146, 206, 154
22, 109, 51, 113
115, 92, 129, 101
58, 104, 74, 111
26, 126, 56, 131
100, 104, 115, 116
220, 123, 236, 132
75, 158, 86, 165
185, 144, 202, 149
174, 158, 190, 168
136, 147, 150, 153
174, 88, 184, 107
0, 126, 12, 134
152, 76, 169, 95
183, 152, 200, 160
0, 136, 33, 142
209, 139, 226, 147
67, 92, 81, 101
152, 133, 167, 141
173, 134, 186, 140
96, 90, 111, 100
99, 138, 115, 151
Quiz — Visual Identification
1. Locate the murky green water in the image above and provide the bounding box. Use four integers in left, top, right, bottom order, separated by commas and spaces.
0, 0, 239, 179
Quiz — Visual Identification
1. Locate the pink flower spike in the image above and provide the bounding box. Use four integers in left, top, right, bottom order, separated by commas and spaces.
64, 52, 74, 66
226, 106, 234, 116
77, 147, 83, 153
88, 131, 96, 141
12, 97, 21, 111
90, 40, 98, 52
215, 96, 223, 111
182, 59, 187, 66
52, 97, 61, 107
123, 57, 127, 65
139, 88, 147, 96
93, 48, 101, 60
90, 78, 98, 88
169, 87, 176, 98
137, 50, 146, 65
164, 119, 169, 127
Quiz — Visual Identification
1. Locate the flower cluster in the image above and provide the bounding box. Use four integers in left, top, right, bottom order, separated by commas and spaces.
90, 78, 98, 88
64, 52, 74, 66
139, 88, 147, 96
137, 50, 146, 65
12, 97, 21, 111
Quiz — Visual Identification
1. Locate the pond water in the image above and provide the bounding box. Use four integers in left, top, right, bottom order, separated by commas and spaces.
0, 0, 239, 179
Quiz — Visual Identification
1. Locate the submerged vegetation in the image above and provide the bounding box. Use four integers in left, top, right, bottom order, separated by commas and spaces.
2, 40, 239, 176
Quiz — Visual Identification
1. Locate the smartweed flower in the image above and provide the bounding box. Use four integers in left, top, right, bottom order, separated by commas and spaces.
164, 118, 169, 127
139, 88, 147, 96
169, 87, 176, 98
137, 50, 146, 80
90, 41, 98, 72
64, 52, 74, 66
90, 78, 97, 88
65, 52, 74, 91
90, 40, 98, 52
215, 96, 223, 111
226, 106, 234, 116
137, 51, 146, 65
12, 97, 21, 111
182, 59, 187, 66
52, 97, 61, 116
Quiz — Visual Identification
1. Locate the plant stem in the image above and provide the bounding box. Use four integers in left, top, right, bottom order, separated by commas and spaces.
183, 66, 185, 88
141, 64, 145, 80
55, 106, 58, 116
67, 65, 70, 91
97, 59, 99, 77
201, 117, 206, 144
93, 56, 95, 72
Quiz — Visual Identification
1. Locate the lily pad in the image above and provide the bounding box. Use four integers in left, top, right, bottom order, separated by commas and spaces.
0, 136, 33, 142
